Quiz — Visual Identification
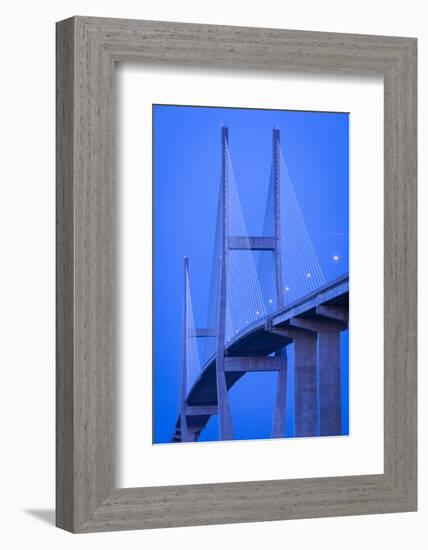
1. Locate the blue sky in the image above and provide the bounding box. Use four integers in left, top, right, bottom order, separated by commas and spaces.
152, 104, 349, 444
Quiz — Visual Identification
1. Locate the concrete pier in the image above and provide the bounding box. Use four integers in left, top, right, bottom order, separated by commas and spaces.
294, 333, 318, 437
271, 349, 287, 438
318, 330, 341, 436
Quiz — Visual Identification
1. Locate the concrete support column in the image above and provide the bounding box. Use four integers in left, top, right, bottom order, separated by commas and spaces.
318, 331, 341, 436
271, 348, 287, 438
216, 126, 233, 441
294, 333, 317, 437
215, 355, 233, 440
291, 316, 345, 437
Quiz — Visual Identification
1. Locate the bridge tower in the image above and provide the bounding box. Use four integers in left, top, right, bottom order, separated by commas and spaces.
271, 128, 288, 438
215, 126, 234, 440
214, 126, 288, 440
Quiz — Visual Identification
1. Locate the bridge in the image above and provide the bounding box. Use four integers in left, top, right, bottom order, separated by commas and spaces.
172, 126, 348, 443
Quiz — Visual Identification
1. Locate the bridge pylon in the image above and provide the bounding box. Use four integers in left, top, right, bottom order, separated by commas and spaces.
214, 126, 234, 440
271, 127, 287, 437
214, 126, 288, 440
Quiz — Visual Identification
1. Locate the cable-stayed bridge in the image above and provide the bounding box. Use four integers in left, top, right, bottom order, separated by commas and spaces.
173, 126, 348, 443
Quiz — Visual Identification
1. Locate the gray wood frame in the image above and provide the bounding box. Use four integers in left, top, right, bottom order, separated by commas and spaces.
56, 16, 417, 533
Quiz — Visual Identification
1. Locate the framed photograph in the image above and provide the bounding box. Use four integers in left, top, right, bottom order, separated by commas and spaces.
56, 17, 417, 532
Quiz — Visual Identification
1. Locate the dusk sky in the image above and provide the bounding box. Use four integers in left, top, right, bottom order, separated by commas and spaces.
152, 104, 349, 444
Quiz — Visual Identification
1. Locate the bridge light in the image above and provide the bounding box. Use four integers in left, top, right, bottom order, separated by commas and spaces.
268, 298, 273, 304
256, 310, 260, 316
285, 286, 290, 291
333, 255, 339, 261
306, 272, 311, 278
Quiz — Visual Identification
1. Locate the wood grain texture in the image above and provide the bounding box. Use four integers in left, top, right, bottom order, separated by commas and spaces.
56, 16, 417, 533
56, 18, 75, 532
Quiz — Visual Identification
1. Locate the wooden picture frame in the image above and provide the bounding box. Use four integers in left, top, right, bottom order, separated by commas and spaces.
56, 16, 417, 533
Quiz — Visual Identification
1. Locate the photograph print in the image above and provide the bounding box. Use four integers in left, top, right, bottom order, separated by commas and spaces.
153, 104, 349, 444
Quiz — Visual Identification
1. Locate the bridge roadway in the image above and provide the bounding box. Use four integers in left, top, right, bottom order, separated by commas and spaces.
171, 273, 349, 442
